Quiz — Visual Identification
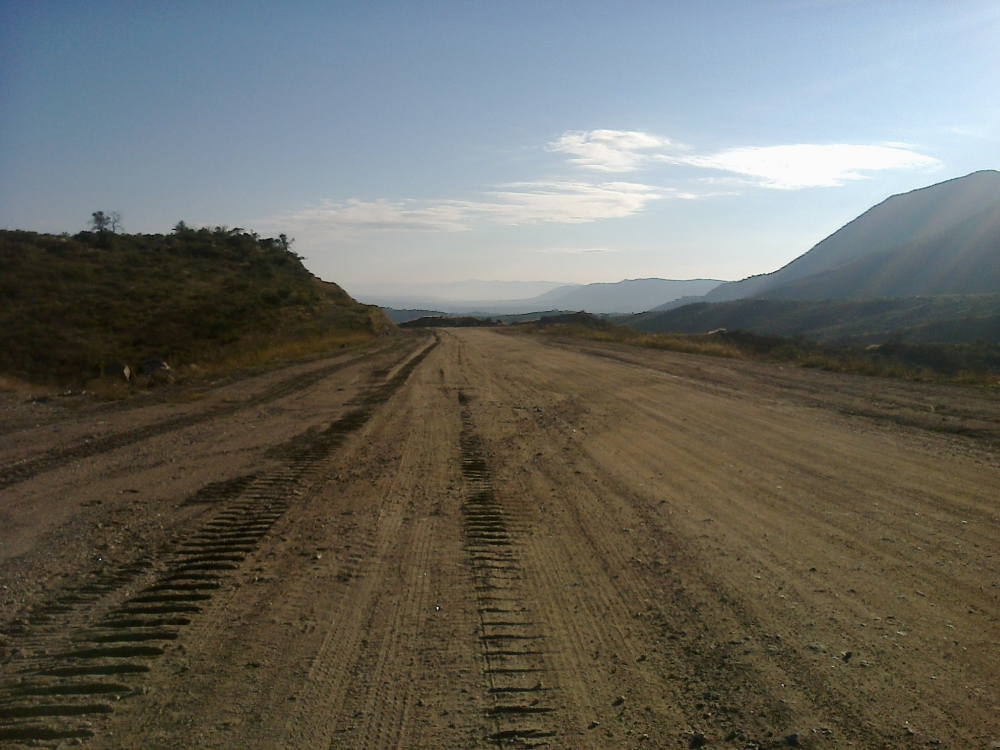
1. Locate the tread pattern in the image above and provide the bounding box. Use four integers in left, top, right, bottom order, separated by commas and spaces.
0, 339, 440, 747
458, 390, 560, 748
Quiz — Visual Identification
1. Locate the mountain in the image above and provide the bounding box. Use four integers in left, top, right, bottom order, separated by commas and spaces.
358, 278, 725, 315
649, 294, 714, 312
628, 294, 1000, 345
524, 278, 724, 314
705, 170, 1000, 302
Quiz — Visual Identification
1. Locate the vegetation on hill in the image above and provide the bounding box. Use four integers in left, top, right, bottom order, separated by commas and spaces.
0, 226, 392, 385
628, 295, 1000, 345
515, 313, 1000, 385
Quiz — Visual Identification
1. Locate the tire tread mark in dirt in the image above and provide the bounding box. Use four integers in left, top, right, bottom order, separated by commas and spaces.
551, 338, 1000, 446
0, 338, 440, 747
457, 389, 559, 748
0, 340, 421, 491
180, 473, 257, 506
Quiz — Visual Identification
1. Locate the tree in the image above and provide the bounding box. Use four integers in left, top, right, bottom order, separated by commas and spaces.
91, 210, 123, 234
91, 211, 111, 233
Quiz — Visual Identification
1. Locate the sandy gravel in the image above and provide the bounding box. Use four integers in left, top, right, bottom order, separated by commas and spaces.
0, 328, 997, 749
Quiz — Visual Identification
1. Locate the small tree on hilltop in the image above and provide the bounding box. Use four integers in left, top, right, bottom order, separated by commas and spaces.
91, 210, 123, 234
91, 211, 111, 233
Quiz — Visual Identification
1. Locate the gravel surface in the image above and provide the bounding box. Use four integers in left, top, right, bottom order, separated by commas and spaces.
1, 328, 997, 749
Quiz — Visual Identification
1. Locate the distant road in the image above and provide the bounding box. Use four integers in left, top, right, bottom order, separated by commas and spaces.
1, 329, 997, 748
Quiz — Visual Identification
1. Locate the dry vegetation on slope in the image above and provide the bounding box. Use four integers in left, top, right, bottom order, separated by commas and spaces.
517, 314, 1000, 386
0, 227, 392, 387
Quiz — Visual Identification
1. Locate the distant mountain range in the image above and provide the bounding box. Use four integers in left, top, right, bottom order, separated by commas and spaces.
633, 170, 1000, 343
359, 277, 725, 316
347, 280, 571, 305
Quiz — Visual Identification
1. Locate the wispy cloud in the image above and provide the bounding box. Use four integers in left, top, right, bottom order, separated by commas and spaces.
548, 130, 675, 172
478, 181, 664, 223
265, 181, 665, 236
267, 132, 941, 240
667, 143, 941, 189
550, 129, 941, 188
275, 199, 470, 234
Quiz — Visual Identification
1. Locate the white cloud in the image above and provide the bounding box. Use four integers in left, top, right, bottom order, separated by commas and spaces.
549, 131, 939, 189
264, 135, 941, 241
478, 181, 664, 223
265, 181, 665, 237
666, 143, 941, 189
548, 130, 674, 172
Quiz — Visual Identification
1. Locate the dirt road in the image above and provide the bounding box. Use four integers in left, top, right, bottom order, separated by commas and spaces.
1, 329, 998, 749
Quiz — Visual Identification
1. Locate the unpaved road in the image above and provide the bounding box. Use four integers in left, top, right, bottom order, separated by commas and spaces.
1, 329, 998, 749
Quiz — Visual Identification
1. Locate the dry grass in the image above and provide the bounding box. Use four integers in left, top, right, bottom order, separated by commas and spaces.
76, 329, 383, 402
192, 329, 378, 379
520, 322, 747, 358
517, 320, 1000, 388
0, 375, 53, 397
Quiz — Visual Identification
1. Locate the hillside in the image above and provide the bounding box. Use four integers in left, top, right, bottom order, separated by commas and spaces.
629, 294, 1000, 345
706, 170, 1000, 302
0, 227, 391, 384
759, 201, 1000, 299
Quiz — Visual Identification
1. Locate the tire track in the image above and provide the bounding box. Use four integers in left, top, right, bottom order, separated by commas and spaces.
0, 338, 439, 747
327, 515, 434, 750
280, 337, 451, 750
0, 341, 414, 491
457, 389, 560, 748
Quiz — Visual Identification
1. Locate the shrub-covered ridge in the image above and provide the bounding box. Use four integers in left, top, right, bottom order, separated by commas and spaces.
0, 226, 392, 383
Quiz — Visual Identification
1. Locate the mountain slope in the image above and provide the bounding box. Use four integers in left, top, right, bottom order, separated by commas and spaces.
760, 201, 1000, 299
1, 228, 392, 383
706, 170, 1000, 302
628, 295, 1000, 345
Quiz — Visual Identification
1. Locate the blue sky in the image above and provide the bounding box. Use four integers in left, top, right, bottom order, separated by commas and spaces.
2, 2, 998, 293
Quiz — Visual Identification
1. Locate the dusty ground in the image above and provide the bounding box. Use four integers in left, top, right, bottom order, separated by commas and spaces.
1, 328, 998, 749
